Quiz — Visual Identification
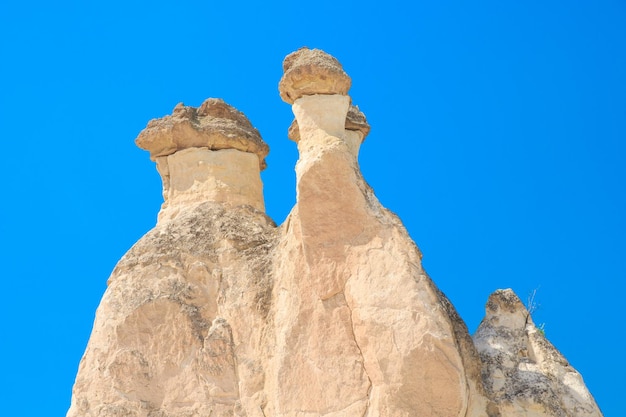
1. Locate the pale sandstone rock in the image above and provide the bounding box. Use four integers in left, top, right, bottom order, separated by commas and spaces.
67, 203, 277, 417
156, 147, 265, 222
137, 99, 267, 223
288, 104, 370, 145
68, 100, 275, 417
265, 91, 489, 417
69, 48, 602, 417
473, 289, 602, 417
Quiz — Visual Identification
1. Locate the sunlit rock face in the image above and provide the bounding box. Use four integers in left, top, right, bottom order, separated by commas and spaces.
264, 50, 487, 416
67, 48, 601, 417
136, 98, 268, 223
154, 147, 265, 223
68, 98, 275, 417
474, 289, 602, 417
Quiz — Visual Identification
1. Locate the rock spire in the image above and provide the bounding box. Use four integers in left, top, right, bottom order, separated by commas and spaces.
268, 46, 488, 417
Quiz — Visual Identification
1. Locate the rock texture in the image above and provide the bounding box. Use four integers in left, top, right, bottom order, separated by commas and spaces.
266, 53, 487, 417
288, 105, 370, 144
68, 98, 275, 417
67, 203, 276, 417
136, 99, 267, 222
474, 289, 602, 417
279, 47, 351, 104
136, 98, 269, 168
68, 48, 602, 417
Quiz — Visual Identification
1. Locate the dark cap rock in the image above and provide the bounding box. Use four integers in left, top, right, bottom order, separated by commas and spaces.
136, 98, 269, 169
279, 47, 352, 104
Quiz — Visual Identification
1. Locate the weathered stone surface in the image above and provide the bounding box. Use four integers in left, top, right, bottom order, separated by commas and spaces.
345, 105, 371, 139
288, 104, 370, 144
69, 100, 274, 417
136, 98, 269, 169
68, 47, 602, 417
278, 47, 351, 104
474, 289, 603, 417
263, 92, 489, 417
67, 203, 277, 417
156, 147, 265, 223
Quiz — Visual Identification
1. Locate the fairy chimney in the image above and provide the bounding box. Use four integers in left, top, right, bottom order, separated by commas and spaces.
265, 47, 489, 417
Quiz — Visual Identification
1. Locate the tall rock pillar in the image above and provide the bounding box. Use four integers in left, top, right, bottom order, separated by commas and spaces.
266, 47, 488, 417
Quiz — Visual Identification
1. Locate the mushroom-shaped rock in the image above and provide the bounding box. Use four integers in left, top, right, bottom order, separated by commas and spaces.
135, 99, 268, 221
278, 47, 351, 104
287, 105, 370, 143
135, 98, 269, 170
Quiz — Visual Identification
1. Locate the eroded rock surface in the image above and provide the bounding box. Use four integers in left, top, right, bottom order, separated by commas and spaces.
137, 99, 267, 223
474, 289, 602, 417
268, 47, 488, 417
279, 47, 352, 104
136, 98, 269, 169
68, 48, 602, 417
288, 104, 370, 145
68, 99, 275, 417
67, 202, 277, 417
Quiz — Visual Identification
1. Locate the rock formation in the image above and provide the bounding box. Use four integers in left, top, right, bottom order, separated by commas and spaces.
474, 290, 602, 416
266, 47, 488, 417
68, 48, 602, 417
67, 98, 276, 417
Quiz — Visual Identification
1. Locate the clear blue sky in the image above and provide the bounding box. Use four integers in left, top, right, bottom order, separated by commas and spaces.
1, 1, 624, 415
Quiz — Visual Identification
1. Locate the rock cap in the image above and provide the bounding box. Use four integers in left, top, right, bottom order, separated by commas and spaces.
345, 105, 371, 139
279, 47, 352, 104
136, 98, 269, 169
288, 105, 370, 143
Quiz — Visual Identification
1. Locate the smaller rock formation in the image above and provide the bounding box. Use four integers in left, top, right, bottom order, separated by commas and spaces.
136, 98, 268, 222
474, 289, 602, 417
